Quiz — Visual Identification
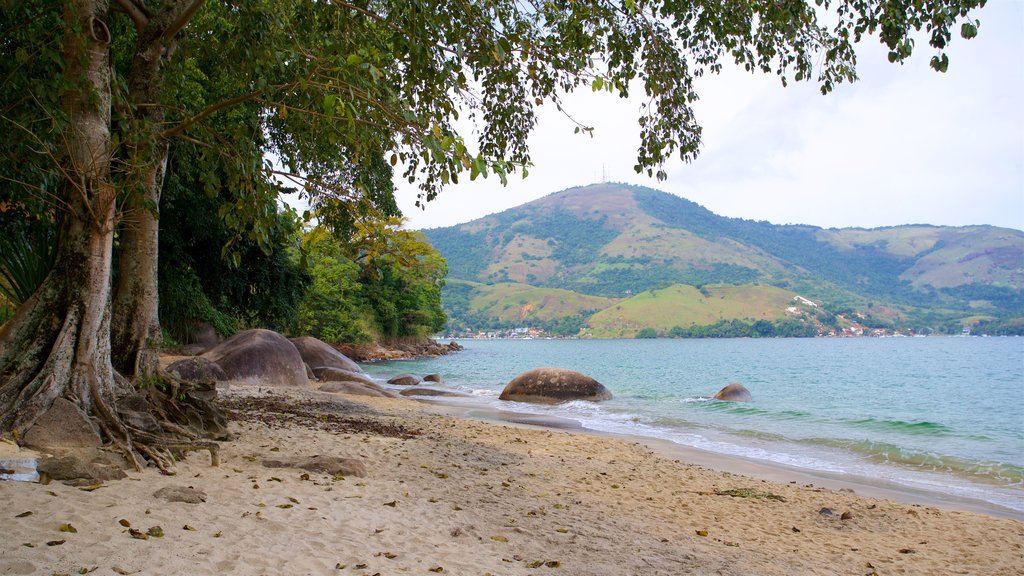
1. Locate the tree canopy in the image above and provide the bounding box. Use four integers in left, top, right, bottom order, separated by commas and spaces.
0, 0, 988, 467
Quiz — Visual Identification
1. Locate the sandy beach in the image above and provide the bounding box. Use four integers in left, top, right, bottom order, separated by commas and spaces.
2, 386, 1022, 576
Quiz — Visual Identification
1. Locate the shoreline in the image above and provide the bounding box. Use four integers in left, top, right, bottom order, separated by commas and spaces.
412, 396, 1024, 521
3, 386, 1022, 575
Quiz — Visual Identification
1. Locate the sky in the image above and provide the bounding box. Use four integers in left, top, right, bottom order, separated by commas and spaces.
392, 2, 1024, 232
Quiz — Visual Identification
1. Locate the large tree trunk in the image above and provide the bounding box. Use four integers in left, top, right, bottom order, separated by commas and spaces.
111, 32, 170, 379
111, 1, 198, 379
0, 0, 132, 447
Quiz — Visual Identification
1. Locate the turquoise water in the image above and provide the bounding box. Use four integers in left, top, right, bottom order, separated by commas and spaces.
361, 337, 1024, 516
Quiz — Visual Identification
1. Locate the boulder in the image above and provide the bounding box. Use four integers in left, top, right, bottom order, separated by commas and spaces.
399, 387, 469, 398
314, 367, 379, 387
387, 374, 421, 386
289, 336, 362, 373
201, 329, 309, 387
262, 455, 366, 477
499, 368, 612, 403
319, 381, 397, 398
22, 398, 102, 451
713, 383, 752, 402
423, 374, 443, 383
37, 454, 127, 484
167, 357, 228, 383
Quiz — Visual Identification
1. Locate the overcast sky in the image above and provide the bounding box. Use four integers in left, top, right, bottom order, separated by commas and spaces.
393, 2, 1024, 232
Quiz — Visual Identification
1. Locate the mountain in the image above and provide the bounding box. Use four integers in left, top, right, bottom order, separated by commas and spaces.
423, 183, 1024, 336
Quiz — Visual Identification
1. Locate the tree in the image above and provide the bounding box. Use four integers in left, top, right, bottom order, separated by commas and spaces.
0, 0, 988, 466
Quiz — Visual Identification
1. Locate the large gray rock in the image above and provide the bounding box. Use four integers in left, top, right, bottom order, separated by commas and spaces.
22, 398, 101, 451
167, 357, 227, 383
289, 336, 362, 373
713, 383, 752, 402
319, 381, 397, 398
201, 329, 309, 387
423, 374, 443, 384
314, 367, 379, 387
37, 454, 127, 484
499, 368, 612, 403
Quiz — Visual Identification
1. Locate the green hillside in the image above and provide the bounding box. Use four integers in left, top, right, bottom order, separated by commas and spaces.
586, 284, 802, 337
424, 183, 1024, 335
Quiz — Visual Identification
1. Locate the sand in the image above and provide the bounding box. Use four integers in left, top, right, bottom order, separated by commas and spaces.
2, 386, 1022, 576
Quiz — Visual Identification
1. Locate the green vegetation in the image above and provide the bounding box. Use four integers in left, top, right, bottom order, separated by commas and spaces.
300, 219, 447, 343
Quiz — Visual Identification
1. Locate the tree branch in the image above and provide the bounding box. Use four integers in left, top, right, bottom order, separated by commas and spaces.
113, 0, 150, 31
159, 90, 262, 139
165, 0, 205, 41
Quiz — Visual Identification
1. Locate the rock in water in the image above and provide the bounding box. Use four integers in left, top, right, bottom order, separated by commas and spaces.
713, 383, 752, 402
423, 374, 443, 383
289, 336, 362, 373
499, 368, 612, 403
201, 329, 309, 387
387, 374, 422, 386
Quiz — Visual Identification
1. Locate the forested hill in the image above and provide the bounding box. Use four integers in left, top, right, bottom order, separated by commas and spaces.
423, 183, 1024, 333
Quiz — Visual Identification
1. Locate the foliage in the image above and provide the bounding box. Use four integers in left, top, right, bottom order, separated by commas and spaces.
636, 328, 658, 339
0, 212, 56, 306
158, 142, 311, 339
668, 319, 817, 338
300, 218, 448, 343
297, 231, 373, 343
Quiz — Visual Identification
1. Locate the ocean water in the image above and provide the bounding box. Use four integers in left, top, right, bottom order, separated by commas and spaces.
360, 337, 1024, 516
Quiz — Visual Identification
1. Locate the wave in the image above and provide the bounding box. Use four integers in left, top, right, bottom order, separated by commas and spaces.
841, 417, 955, 437
807, 437, 1024, 485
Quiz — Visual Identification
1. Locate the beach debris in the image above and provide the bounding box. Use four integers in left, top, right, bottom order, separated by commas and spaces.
225, 393, 423, 438
77, 566, 98, 573
128, 529, 148, 540
47, 539, 66, 546
119, 519, 131, 527
818, 507, 834, 516
841, 511, 854, 520
527, 560, 561, 568
491, 535, 509, 542
153, 485, 207, 504
791, 526, 801, 533
695, 530, 709, 537
899, 548, 916, 554
146, 526, 164, 538
112, 567, 138, 575
383, 500, 397, 507
78, 484, 104, 492
714, 488, 786, 502
15, 511, 32, 518
713, 383, 752, 402
59, 523, 77, 533
428, 566, 445, 573
183, 525, 196, 531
